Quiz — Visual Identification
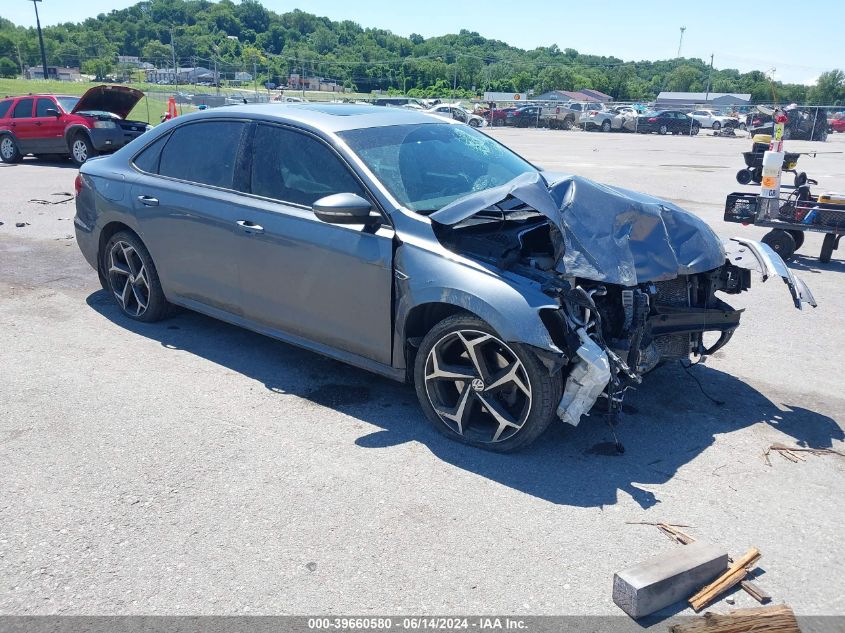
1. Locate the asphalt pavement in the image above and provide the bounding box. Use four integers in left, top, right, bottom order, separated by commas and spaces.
1, 128, 843, 619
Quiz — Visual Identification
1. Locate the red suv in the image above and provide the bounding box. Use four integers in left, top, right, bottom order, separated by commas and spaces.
0, 85, 150, 165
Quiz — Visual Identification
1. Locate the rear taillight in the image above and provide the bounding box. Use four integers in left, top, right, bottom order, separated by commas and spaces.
648, 117, 657, 123
752, 118, 762, 126
74, 174, 83, 195
590, 112, 598, 117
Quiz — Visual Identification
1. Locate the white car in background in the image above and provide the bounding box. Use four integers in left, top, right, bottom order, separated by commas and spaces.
688, 109, 735, 130
581, 105, 638, 132
425, 105, 486, 127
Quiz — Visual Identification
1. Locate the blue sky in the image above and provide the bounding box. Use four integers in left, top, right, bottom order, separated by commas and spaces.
5, 0, 842, 84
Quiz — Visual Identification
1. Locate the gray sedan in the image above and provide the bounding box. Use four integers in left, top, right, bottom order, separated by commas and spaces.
74, 104, 814, 452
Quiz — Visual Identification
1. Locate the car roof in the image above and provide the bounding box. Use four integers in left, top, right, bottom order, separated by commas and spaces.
186, 103, 448, 133
2, 94, 76, 99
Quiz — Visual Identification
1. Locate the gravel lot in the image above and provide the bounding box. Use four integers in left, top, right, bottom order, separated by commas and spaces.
1, 128, 843, 620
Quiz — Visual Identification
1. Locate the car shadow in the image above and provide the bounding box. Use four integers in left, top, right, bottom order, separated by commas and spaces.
24, 157, 79, 169
788, 253, 845, 274
86, 290, 843, 509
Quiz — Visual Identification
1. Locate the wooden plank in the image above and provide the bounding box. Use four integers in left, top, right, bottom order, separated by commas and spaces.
740, 580, 772, 604
689, 547, 761, 612
671, 605, 799, 633
658, 522, 696, 545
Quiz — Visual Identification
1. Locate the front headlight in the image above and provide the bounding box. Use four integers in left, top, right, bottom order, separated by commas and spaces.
93, 120, 117, 129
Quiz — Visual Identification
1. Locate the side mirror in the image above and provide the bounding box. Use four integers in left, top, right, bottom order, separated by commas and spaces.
313, 192, 378, 225
45, 108, 60, 117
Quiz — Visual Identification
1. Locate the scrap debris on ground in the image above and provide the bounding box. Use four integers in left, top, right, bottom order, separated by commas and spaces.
29, 192, 74, 205
626, 521, 696, 544
623, 523, 773, 613
689, 547, 761, 612
670, 604, 800, 633
764, 442, 845, 465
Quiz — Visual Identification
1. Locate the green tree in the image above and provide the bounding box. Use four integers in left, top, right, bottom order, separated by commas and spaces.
0, 56, 17, 77
82, 56, 114, 80
809, 70, 845, 105
666, 65, 701, 92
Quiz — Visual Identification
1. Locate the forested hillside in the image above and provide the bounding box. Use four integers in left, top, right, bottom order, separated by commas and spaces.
1, 0, 842, 103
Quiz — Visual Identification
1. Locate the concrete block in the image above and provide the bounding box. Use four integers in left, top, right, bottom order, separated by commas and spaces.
613, 540, 728, 619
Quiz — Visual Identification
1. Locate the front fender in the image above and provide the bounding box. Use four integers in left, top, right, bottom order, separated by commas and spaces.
393, 242, 562, 368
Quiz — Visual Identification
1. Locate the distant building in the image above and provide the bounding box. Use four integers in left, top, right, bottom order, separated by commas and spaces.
234, 71, 253, 83
25, 66, 81, 81
288, 73, 342, 92
656, 92, 752, 107
534, 89, 611, 103
145, 66, 215, 84
117, 56, 141, 67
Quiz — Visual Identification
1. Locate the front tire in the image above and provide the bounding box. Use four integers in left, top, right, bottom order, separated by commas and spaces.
712, 121, 721, 130
102, 231, 170, 322
0, 135, 22, 163
70, 133, 96, 165
414, 314, 562, 453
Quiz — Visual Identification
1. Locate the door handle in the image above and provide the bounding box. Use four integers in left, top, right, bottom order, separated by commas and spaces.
137, 195, 159, 206
236, 220, 264, 234
34, 121, 42, 126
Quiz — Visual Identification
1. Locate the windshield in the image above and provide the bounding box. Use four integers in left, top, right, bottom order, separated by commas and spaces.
338, 123, 536, 213
56, 97, 79, 113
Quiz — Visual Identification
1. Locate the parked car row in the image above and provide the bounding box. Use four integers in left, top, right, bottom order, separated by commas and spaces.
477, 102, 709, 136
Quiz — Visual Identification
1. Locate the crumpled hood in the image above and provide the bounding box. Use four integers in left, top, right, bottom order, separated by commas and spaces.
430, 172, 726, 286
72, 85, 145, 119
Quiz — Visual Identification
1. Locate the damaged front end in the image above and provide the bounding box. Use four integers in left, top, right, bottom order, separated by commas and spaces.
430, 172, 816, 428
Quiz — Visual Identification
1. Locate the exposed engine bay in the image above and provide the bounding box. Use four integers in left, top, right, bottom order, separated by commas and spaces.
430, 172, 816, 429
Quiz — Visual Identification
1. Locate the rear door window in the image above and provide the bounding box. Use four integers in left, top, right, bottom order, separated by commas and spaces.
250, 124, 366, 207
132, 132, 171, 174
157, 121, 247, 189
12, 98, 34, 118
0, 99, 13, 118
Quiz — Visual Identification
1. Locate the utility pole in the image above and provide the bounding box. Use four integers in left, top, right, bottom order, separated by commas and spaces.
170, 28, 178, 91
301, 57, 305, 99
254, 61, 258, 101
30, 0, 49, 81
13, 40, 24, 77
705, 53, 714, 101
677, 26, 686, 58
453, 66, 458, 99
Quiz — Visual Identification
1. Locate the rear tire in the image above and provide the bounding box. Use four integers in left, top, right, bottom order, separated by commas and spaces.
712, 121, 721, 130
562, 117, 573, 131
658, 124, 668, 135
601, 119, 611, 132
762, 229, 796, 261
0, 135, 22, 163
101, 231, 171, 322
414, 314, 563, 453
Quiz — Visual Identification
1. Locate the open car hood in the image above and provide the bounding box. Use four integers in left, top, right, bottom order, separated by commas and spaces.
430, 172, 726, 286
72, 85, 145, 119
